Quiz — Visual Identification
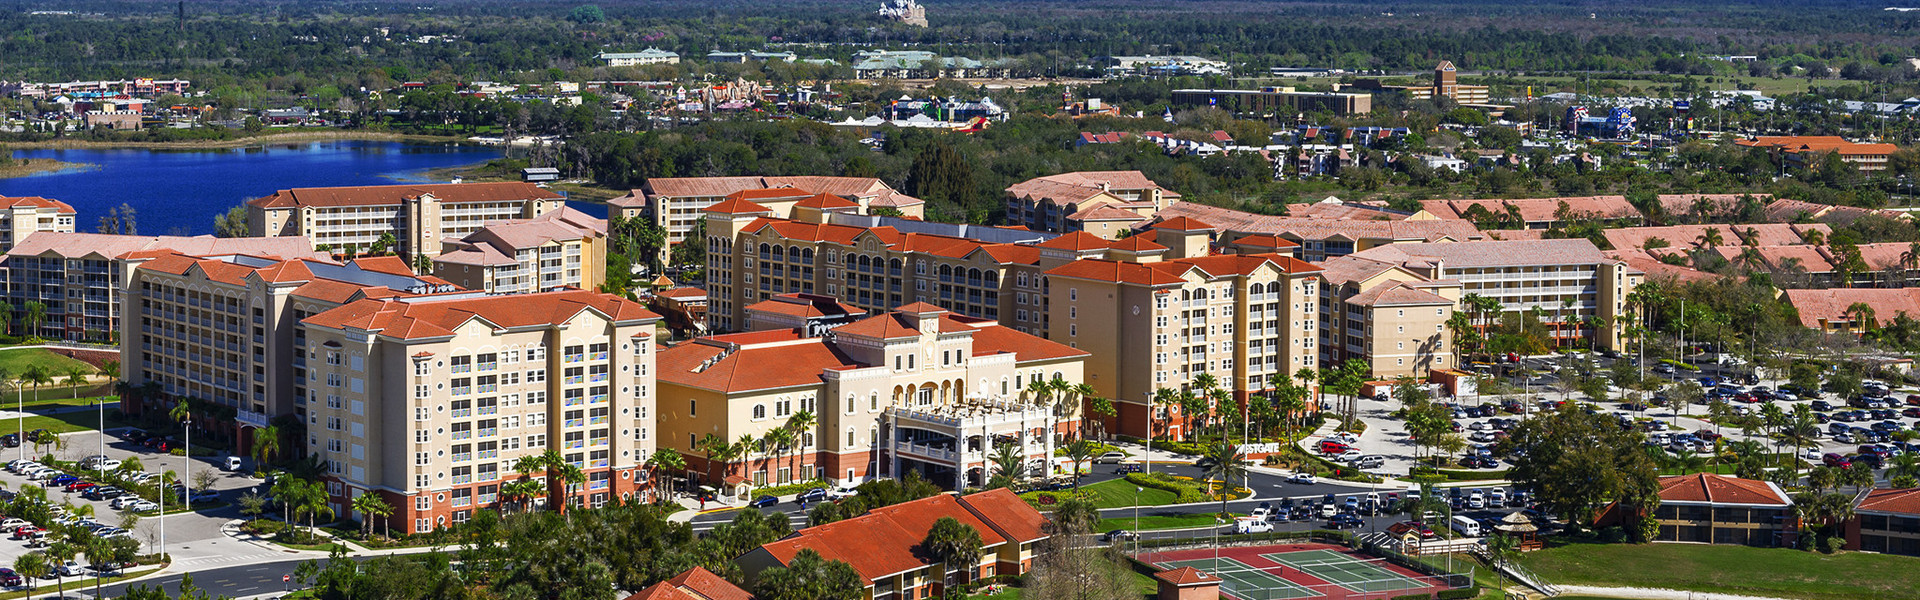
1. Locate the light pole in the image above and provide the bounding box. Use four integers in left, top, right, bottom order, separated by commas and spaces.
13, 380, 22, 463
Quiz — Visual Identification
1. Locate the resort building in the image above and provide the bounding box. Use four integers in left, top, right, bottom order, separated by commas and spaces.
1147, 202, 1486, 262
120, 252, 461, 451
432, 207, 608, 295
738, 489, 1048, 600
1043, 218, 1323, 441
1315, 255, 1461, 378
612, 176, 925, 260
299, 289, 662, 532
1646, 473, 1797, 547
1735, 135, 1899, 172
1848, 487, 1920, 557
654, 303, 1088, 492
2, 232, 325, 341
246, 182, 567, 259
1003, 171, 1180, 237
1339, 239, 1641, 350
0, 196, 77, 253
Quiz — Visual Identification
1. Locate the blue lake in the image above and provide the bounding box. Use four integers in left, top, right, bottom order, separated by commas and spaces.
0, 141, 601, 237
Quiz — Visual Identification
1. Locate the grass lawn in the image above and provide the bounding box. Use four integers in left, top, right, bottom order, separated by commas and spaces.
0, 348, 95, 377
1516, 539, 1920, 600
1070, 479, 1177, 509
1, 408, 137, 434
1096, 512, 1238, 532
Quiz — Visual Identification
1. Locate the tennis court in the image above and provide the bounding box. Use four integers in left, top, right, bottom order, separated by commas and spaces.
1158, 557, 1321, 600
1261, 549, 1430, 594
1141, 542, 1457, 600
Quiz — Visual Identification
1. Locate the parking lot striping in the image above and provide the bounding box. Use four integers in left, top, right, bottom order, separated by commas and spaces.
1155, 558, 1321, 600
1260, 550, 1427, 592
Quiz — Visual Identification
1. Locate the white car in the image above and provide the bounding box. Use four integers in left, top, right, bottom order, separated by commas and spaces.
125, 472, 155, 482
1335, 449, 1364, 462
0, 519, 24, 530
127, 500, 159, 513
1235, 518, 1274, 534
1286, 472, 1316, 485
825, 487, 858, 501
54, 561, 84, 577
91, 459, 122, 472
1326, 433, 1360, 444
1093, 451, 1128, 464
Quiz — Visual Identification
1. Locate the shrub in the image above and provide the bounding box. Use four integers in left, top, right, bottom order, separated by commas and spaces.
1124, 472, 1209, 504
1150, 440, 1207, 456
1660, 359, 1700, 371
1824, 535, 1845, 554
1436, 587, 1480, 600
245, 519, 289, 536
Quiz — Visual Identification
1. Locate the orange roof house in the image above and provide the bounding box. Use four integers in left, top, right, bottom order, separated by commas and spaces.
737, 490, 1050, 596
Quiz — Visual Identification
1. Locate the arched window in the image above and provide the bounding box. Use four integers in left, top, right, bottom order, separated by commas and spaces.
752, 405, 767, 419
772, 245, 785, 260
1251, 282, 1265, 296
801, 248, 814, 264
984, 271, 999, 286
889, 258, 902, 274
758, 243, 771, 260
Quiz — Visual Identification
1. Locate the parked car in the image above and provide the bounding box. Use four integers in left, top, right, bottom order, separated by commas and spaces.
747, 495, 778, 508
1328, 514, 1364, 529
1823, 453, 1853, 468
825, 487, 858, 501
0, 567, 20, 587
793, 488, 829, 504
1235, 519, 1274, 534
1103, 529, 1139, 542
1093, 451, 1128, 464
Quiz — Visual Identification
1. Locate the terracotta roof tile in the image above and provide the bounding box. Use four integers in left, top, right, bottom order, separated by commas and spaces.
758, 493, 1039, 586
1153, 216, 1213, 231
5, 232, 327, 261
1151, 201, 1485, 242
303, 290, 660, 339
1784, 288, 1920, 329
247, 182, 560, 209
1106, 235, 1167, 253
1034, 231, 1113, 252
1856, 487, 1920, 516
1154, 567, 1219, 586
1347, 281, 1453, 307
793, 193, 859, 210
0, 196, 75, 212
1351, 239, 1610, 269
959, 489, 1050, 543
1657, 473, 1791, 506
703, 198, 774, 214
1737, 135, 1898, 156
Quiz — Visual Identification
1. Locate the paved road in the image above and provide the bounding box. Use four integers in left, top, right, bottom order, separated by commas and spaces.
93, 555, 333, 599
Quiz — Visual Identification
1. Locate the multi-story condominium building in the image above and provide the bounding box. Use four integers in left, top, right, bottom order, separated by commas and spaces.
300, 289, 661, 532
1043, 218, 1323, 442
1341, 239, 1642, 350
247, 182, 566, 258
1003, 171, 1179, 238
2, 232, 325, 341
121, 252, 460, 450
702, 199, 1061, 334
1150, 201, 1487, 262
655, 303, 1087, 492
611, 177, 926, 256
1643, 473, 1796, 546
433, 207, 607, 295
739, 489, 1048, 600
1315, 255, 1461, 378
1849, 488, 1920, 556
0, 196, 77, 252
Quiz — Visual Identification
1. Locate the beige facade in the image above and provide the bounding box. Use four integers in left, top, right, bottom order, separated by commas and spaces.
1342, 239, 1643, 351
613, 177, 927, 262
0, 197, 76, 252
247, 182, 565, 259
1003, 171, 1178, 237
1043, 218, 1323, 442
433, 207, 607, 294
299, 290, 661, 532
2, 232, 325, 341
1316, 255, 1461, 378
656, 303, 1087, 491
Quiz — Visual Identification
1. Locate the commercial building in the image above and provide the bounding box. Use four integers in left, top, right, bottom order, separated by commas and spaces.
121, 252, 459, 449
2, 232, 326, 341
1735, 136, 1899, 172
655, 303, 1087, 491
1170, 87, 1374, 116
1341, 239, 1641, 350
1353, 61, 1491, 106
1004, 171, 1180, 238
612, 176, 925, 257
597, 49, 681, 66
1315, 255, 1461, 378
432, 207, 607, 295
0, 196, 77, 252
1646, 473, 1797, 546
247, 182, 567, 259
300, 289, 661, 531
738, 489, 1048, 600
1044, 218, 1323, 441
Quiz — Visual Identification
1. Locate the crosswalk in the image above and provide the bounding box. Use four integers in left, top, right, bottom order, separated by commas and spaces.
176, 553, 299, 567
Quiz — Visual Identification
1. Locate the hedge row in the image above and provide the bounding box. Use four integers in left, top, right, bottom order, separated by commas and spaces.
1124, 472, 1210, 504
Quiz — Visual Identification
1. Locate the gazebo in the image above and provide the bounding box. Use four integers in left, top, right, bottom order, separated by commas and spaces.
1495, 511, 1542, 550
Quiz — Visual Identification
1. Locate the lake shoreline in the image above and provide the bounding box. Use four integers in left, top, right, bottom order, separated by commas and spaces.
0, 159, 95, 180
4, 130, 469, 151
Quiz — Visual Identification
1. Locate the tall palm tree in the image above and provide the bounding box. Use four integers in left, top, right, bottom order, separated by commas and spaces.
1846, 302, 1878, 333
1695, 227, 1724, 248
1025, 379, 1058, 445
784, 410, 816, 480
22, 301, 45, 338
62, 368, 87, 399
1149, 387, 1177, 441
644, 448, 686, 502
252, 425, 282, 472
351, 493, 393, 538
1070, 382, 1098, 439
1199, 443, 1248, 521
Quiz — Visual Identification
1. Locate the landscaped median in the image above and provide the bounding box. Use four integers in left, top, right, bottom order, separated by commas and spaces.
1020, 473, 1248, 510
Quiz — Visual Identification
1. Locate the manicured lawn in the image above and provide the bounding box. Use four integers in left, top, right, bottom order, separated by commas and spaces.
1096, 512, 1238, 532
1074, 478, 1177, 509
0, 348, 95, 377
1516, 539, 1920, 600
0, 409, 136, 434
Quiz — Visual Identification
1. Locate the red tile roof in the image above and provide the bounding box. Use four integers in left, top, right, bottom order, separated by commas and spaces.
958, 489, 1049, 543
1106, 235, 1167, 253
756, 492, 1043, 586
1151, 201, 1485, 242
248, 182, 560, 209
1154, 567, 1220, 587
1420, 196, 1639, 223
1153, 216, 1213, 231
726, 188, 816, 202
703, 198, 774, 214
657, 287, 708, 300
1351, 239, 1610, 269
1225, 234, 1300, 249
1736, 135, 1898, 156
1044, 253, 1320, 285
793, 193, 859, 210
1657, 473, 1791, 506
6, 232, 327, 261
1034, 231, 1114, 251
1856, 487, 1920, 516
1783, 288, 1920, 329
0, 196, 75, 212
303, 290, 659, 339
745, 293, 862, 320
1347, 281, 1453, 307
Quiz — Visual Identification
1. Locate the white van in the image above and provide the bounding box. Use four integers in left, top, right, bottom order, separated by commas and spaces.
1450, 515, 1482, 537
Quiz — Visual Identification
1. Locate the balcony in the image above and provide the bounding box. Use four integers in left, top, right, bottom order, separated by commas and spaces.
589, 394, 607, 404
452, 452, 472, 462
451, 430, 473, 441
564, 375, 585, 386
892, 440, 958, 463
564, 418, 584, 428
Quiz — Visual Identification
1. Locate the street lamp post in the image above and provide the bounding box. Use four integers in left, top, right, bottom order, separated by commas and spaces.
13, 381, 23, 463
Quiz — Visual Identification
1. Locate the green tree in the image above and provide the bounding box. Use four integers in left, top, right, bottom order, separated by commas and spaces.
567, 5, 606, 23
213, 205, 250, 238
351, 493, 394, 539
1507, 406, 1662, 537
906, 138, 977, 222
921, 516, 984, 584
1062, 439, 1095, 489
22, 301, 45, 337
1199, 442, 1247, 519
987, 441, 1025, 490
753, 549, 863, 600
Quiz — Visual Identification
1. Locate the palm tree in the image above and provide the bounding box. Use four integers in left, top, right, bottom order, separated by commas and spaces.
922, 517, 985, 584
1888, 453, 1920, 487
1071, 383, 1100, 439
62, 368, 87, 399
1668, 449, 1708, 475
987, 441, 1024, 489
293, 480, 334, 537
13, 552, 46, 596
1025, 379, 1058, 445
1695, 228, 1725, 248
1192, 373, 1221, 439
784, 410, 816, 480
0, 301, 13, 336
22, 301, 45, 338
252, 425, 282, 473
1199, 443, 1248, 521
644, 448, 685, 502
351, 493, 393, 539
1846, 302, 1878, 333
1485, 532, 1519, 594
1062, 439, 1095, 490
1149, 387, 1178, 441
761, 427, 794, 485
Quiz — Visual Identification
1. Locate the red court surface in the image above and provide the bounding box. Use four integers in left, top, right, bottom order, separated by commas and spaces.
1138, 542, 1457, 600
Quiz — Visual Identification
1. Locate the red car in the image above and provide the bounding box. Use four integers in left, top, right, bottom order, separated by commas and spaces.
9, 526, 41, 540
1317, 440, 1350, 455
1388, 520, 1438, 539
63, 481, 94, 493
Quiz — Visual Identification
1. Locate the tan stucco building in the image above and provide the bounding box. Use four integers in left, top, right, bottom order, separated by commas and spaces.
1316, 254, 1461, 377
655, 303, 1087, 491
1003, 171, 1179, 238
612, 177, 926, 262
432, 206, 607, 294
0, 196, 76, 252
1342, 239, 1642, 351
1043, 218, 1323, 442
247, 182, 566, 260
